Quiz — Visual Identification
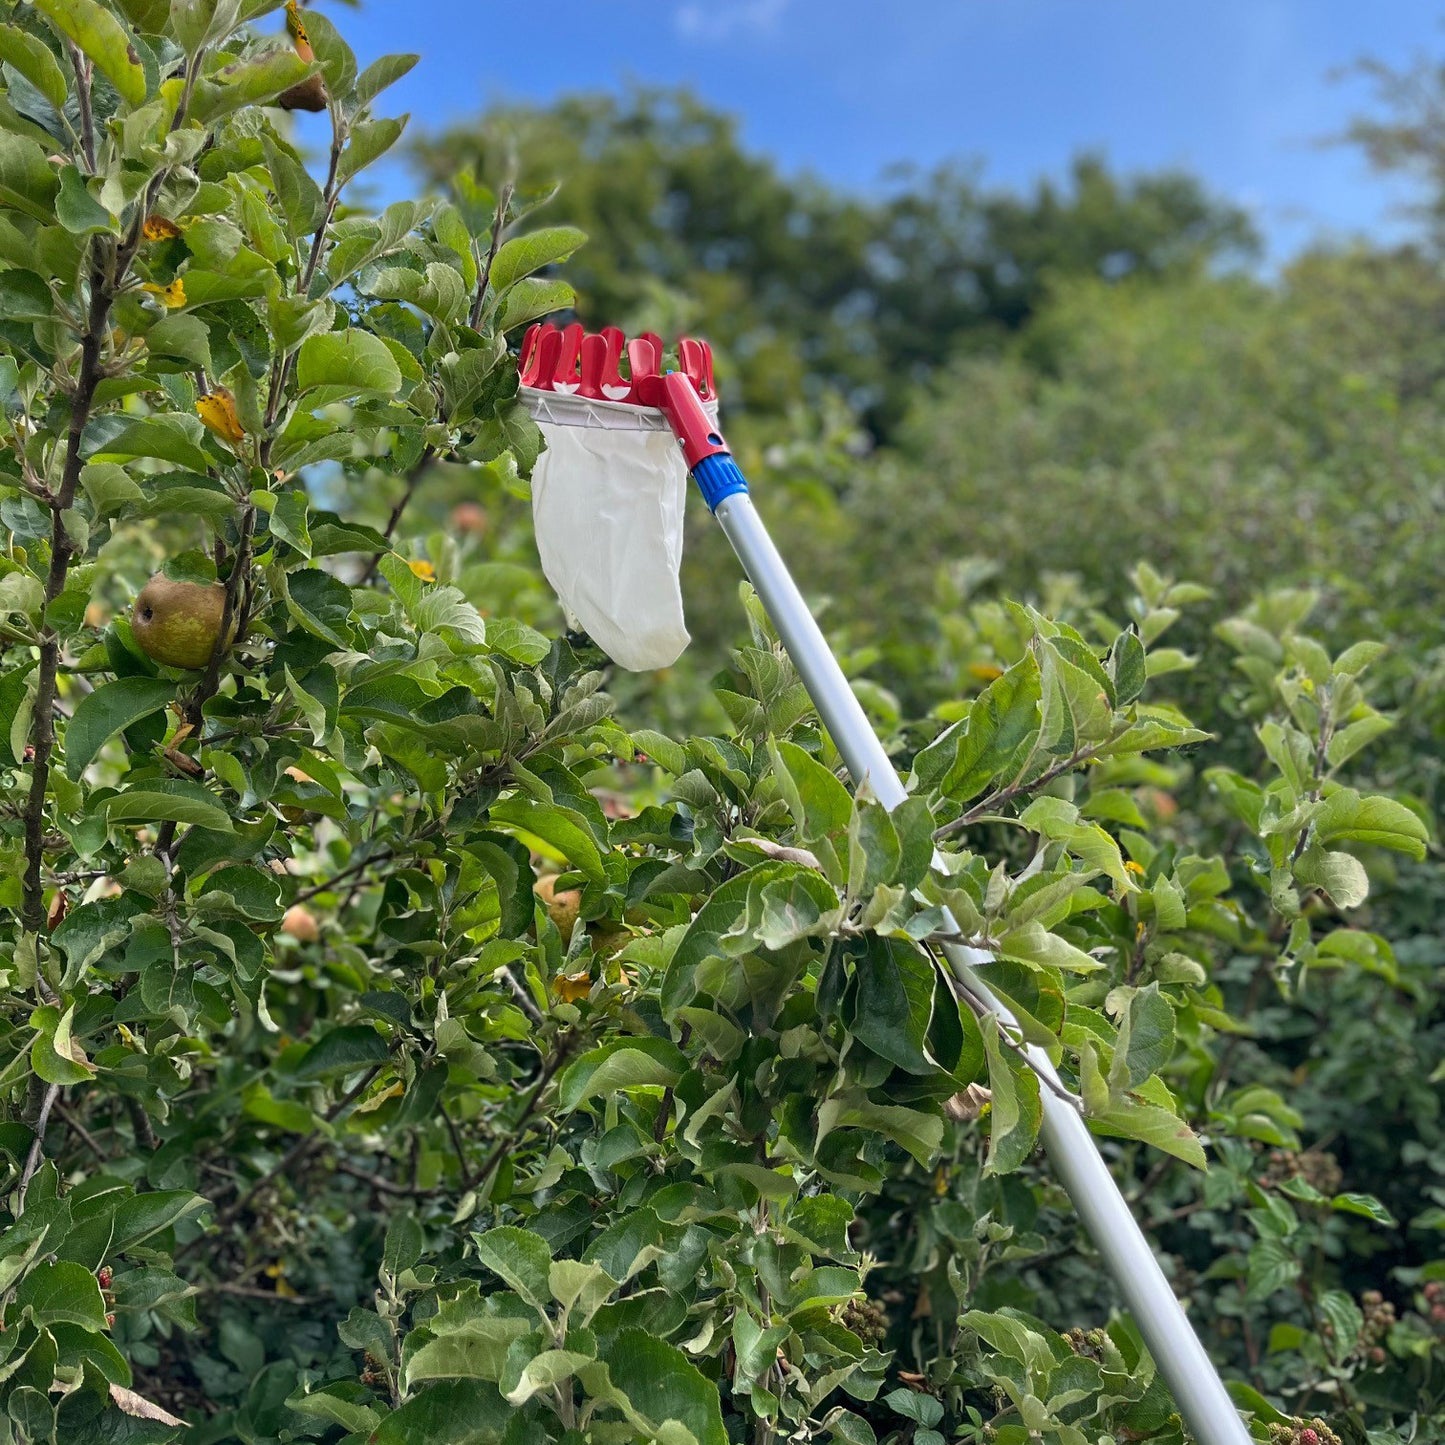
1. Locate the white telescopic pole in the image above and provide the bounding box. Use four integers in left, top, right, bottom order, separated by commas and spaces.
711, 489, 1250, 1445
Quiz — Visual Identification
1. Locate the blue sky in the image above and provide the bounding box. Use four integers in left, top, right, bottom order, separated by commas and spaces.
319, 0, 1444, 264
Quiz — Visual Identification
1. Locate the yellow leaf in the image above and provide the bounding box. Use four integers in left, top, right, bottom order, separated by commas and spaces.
967, 662, 1004, 682
142, 215, 181, 242
407, 559, 436, 583
354, 1079, 405, 1114
285, 0, 315, 60
552, 971, 592, 1003
141, 278, 186, 309
196, 387, 246, 445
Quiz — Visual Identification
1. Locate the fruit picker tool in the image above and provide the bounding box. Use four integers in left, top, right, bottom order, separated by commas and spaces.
518, 323, 1250, 1445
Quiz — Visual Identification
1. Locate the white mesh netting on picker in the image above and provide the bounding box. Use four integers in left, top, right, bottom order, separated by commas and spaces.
520, 386, 718, 672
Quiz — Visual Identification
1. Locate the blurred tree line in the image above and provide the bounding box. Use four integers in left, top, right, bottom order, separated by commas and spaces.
413, 88, 1257, 439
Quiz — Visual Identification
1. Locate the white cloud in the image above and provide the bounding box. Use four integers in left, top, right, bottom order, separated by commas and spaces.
673, 0, 790, 43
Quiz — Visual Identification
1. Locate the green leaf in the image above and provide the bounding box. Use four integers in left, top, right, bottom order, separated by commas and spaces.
1313, 788, 1429, 860
90, 415, 213, 472
1110, 984, 1175, 1093
912, 653, 1039, 801
472, 1226, 552, 1313
242, 1083, 317, 1136
55, 165, 116, 235
296, 328, 403, 401
403, 1290, 534, 1387
30, 1003, 95, 1085
354, 51, 419, 107
294, 1024, 389, 1079
769, 738, 851, 865
488, 226, 587, 293
847, 936, 937, 1075
0, 133, 61, 219
547, 1259, 616, 1323
1330, 1192, 1397, 1227
366, 1380, 512, 1445
488, 794, 604, 882
286, 1384, 382, 1436
12, 1259, 108, 1330
269, 486, 311, 557
600, 1328, 727, 1445
96, 778, 233, 832
34, 0, 145, 106
1293, 845, 1369, 909
109, 1190, 206, 1251
64, 676, 174, 780
661, 860, 804, 1015
496, 277, 575, 333
558, 1037, 687, 1111
337, 115, 407, 186
815, 1093, 943, 1165
979, 1016, 1042, 1174
263, 134, 325, 238
145, 312, 212, 370
502, 1346, 595, 1407
189, 46, 311, 123
0, 26, 69, 110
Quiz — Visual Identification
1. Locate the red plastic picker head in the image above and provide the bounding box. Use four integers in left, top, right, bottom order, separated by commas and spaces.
518, 324, 729, 471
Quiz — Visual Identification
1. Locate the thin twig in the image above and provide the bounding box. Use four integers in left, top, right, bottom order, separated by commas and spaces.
126, 1096, 159, 1153
55, 1101, 108, 1164
500, 965, 544, 1026
16, 1084, 60, 1208
470, 181, 514, 329
67, 44, 96, 172
293, 847, 395, 904
437, 1098, 469, 1180
356, 444, 438, 586
932, 734, 1124, 842
204, 1281, 318, 1305
334, 1158, 440, 1197
300, 117, 345, 296
20, 266, 110, 934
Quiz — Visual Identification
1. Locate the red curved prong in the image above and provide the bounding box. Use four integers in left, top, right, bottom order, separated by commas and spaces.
552, 322, 583, 392
519, 323, 548, 387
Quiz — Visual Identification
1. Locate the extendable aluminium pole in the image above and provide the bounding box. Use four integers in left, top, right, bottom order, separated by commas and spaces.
669, 436, 1250, 1445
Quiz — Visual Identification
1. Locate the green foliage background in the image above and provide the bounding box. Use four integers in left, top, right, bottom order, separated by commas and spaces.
0, 5, 1439, 1445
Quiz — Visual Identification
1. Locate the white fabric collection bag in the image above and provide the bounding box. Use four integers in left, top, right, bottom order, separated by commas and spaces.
521, 387, 712, 672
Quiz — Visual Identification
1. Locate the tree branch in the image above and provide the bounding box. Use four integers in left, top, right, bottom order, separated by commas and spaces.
20, 267, 111, 933
16, 1084, 61, 1209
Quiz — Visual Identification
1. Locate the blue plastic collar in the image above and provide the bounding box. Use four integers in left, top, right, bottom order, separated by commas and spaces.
692, 452, 749, 513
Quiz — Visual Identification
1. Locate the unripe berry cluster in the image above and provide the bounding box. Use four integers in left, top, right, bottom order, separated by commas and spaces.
1063, 1326, 1106, 1361
1267, 1416, 1341, 1445
838, 1296, 889, 1347
1259, 1148, 1343, 1197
